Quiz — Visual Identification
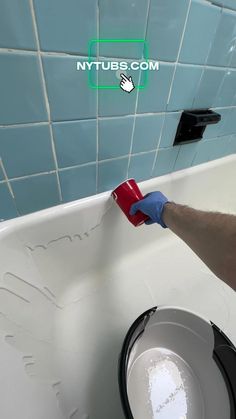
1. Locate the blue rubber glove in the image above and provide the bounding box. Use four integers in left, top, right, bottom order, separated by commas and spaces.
129, 191, 169, 228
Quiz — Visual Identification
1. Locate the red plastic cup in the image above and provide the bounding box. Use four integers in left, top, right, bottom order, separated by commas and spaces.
112, 178, 149, 227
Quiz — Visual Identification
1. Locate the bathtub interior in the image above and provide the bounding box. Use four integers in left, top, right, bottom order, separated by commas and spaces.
0, 156, 235, 419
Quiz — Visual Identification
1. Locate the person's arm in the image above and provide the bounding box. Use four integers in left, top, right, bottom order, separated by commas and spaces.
163, 202, 236, 291
130, 192, 236, 291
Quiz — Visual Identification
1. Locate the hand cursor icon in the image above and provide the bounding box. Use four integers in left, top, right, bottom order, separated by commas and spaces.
120, 73, 135, 93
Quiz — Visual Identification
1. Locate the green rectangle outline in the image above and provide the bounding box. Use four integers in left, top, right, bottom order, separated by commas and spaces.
87, 39, 149, 89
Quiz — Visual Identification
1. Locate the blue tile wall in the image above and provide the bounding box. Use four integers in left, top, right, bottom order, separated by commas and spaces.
159, 113, 182, 148
98, 59, 139, 117
0, 124, 55, 177
179, 0, 221, 65
128, 152, 156, 182
193, 67, 225, 108
214, 69, 236, 107
207, 8, 236, 67
98, 117, 134, 160
99, 0, 149, 59
153, 147, 180, 177
131, 114, 164, 153
146, 0, 189, 61
0, 163, 4, 181
174, 142, 199, 171
167, 65, 204, 111
137, 63, 175, 113
59, 164, 96, 202
53, 120, 97, 168
33, 0, 97, 55
0, 0, 36, 50
0, 53, 47, 124
0, 0, 235, 221
42, 56, 97, 121
11, 173, 60, 215
0, 183, 18, 221
98, 157, 129, 193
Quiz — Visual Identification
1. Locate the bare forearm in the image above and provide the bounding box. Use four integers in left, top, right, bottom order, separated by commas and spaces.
163, 202, 236, 290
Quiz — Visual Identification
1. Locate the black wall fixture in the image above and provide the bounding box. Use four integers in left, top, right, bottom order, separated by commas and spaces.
174, 109, 221, 145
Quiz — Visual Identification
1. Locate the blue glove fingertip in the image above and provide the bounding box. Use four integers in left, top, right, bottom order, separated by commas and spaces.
145, 218, 154, 225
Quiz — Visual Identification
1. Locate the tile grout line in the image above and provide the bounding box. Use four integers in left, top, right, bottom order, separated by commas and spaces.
126, 72, 142, 179
203, 4, 223, 67
190, 67, 205, 109
95, 0, 99, 193
173, 145, 181, 171
126, 0, 152, 179
152, 0, 192, 174
29, 0, 62, 201
151, 112, 167, 174
166, 0, 192, 106
0, 121, 49, 128
191, 5, 223, 109
7, 170, 57, 182
0, 49, 236, 71
0, 105, 236, 129
0, 158, 14, 198
0, 132, 235, 184
0, 157, 21, 217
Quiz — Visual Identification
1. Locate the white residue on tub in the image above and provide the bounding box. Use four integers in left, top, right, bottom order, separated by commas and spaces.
147, 349, 187, 419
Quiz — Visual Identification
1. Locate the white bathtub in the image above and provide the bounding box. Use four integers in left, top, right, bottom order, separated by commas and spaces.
0, 155, 235, 419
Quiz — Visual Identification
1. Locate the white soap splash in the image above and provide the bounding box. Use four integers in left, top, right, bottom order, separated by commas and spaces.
147, 349, 187, 418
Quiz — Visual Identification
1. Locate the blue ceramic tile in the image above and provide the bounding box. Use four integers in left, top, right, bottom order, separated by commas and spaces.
152, 146, 180, 177
53, 120, 96, 168
0, 164, 4, 181
193, 68, 225, 109
192, 136, 230, 166
99, 116, 134, 160
0, 0, 36, 50
218, 107, 236, 135
225, 135, 236, 154
223, 0, 236, 10
174, 142, 199, 171
0, 53, 47, 124
59, 164, 96, 202
98, 157, 128, 193
128, 152, 156, 182
132, 114, 164, 153
99, 0, 149, 59
167, 65, 203, 111
98, 40, 145, 61
98, 60, 139, 117
0, 125, 55, 178
230, 53, 236, 68
233, 92, 236, 105
230, 48, 236, 68
233, 89, 236, 105
34, 0, 97, 55
179, 0, 221, 65
0, 183, 18, 221
146, 0, 189, 61
203, 108, 232, 139
191, 139, 215, 166
11, 173, 60, 215
207, 9, 236, 67
137, 63, 175, 113
209, 136, 230, 159
159, 112, 181, 148
43, 56, 96, 121
214, 70, 236, 107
